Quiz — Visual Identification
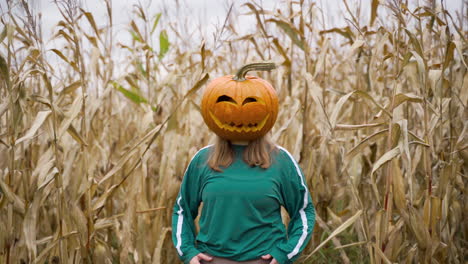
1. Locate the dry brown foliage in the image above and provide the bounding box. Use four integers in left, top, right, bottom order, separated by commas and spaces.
0, 0, 466, 263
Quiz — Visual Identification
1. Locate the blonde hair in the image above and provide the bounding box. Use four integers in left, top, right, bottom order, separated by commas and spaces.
208, 136, 277, 172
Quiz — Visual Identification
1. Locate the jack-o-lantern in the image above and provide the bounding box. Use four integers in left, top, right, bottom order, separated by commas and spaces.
201, 63, 278, 141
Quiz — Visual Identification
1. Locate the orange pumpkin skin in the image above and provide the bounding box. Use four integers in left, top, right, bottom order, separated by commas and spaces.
201, 74, 278, 141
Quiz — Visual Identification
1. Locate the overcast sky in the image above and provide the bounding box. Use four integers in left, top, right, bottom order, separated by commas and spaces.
0, 0, 463, 76
6, 0, 463, 45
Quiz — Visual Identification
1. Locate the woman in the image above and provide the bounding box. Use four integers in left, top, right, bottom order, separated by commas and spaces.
172, 63, 315, 264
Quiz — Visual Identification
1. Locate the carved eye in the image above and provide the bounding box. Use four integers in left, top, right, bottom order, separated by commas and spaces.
242, 97, 257, 105
216, 95, 236, 104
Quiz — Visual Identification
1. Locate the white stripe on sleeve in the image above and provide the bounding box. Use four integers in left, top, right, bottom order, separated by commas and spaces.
175, 145, 212, 256
277, 146, 310, 260
175, 196, 184, 256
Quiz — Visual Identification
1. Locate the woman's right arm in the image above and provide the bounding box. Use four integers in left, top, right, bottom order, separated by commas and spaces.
172, 151, 205, 264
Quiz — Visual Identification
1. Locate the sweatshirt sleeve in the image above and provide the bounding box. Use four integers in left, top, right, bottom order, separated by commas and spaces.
270, 148, 316, 264
172, 148, 207, 264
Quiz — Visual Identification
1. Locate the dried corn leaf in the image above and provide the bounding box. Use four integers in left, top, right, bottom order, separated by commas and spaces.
23, 189, 43, 260
374, 209, 384, 257
152, 227, 171, 264
407, 206, 431, 249
390, 123, 401, 148
50, 49, 80, 72
0, 101, 8, 118
405, 29, 424, 57
332, 90, 391, 129
372, 242, 393, 264
306, 210, 363, 258
67, 124, 88, 146
69, 201, 88, 244
0, 177, 25, 214
58, 95, 83, 138
345, 129, 388, 164
430, 196, 441, 238
81, 9, 100, 38
335, 123, 385, 130
370, 147, 400, 203
61, 81, 82, 94
16, 110, 51, 144
0, 54, 11, 89
330, 92, 355, 128
370, 0, 379, 26
411, 51, 426, 85
313, 38, 329, 78
92, 184, 119, 211
392, 161, 406, 212
371, 147, 401, 175
34, 231, 78, 264
319, 26, 355, 42
453, 40, 468, 68
266, 19, 305, 51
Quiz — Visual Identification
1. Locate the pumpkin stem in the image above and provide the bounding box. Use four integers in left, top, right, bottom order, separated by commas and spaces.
232, 62, 276, 81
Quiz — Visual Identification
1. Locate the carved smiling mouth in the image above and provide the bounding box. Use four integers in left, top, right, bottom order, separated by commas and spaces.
209, 112, 270, 133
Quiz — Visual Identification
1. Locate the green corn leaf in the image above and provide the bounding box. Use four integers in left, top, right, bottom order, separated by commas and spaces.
0, 25, 8, 44
113, 82, 148, 104
151, 13, 162, 35
159, 30, 170, 59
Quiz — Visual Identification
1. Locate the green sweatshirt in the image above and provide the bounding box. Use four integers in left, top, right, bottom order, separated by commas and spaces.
172, 144, 315, 264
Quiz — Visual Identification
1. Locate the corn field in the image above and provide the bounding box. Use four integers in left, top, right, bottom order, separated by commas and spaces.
0, 0, 466, 263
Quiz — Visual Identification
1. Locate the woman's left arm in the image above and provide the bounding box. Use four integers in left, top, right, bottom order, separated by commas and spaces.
269, 149, 316, 264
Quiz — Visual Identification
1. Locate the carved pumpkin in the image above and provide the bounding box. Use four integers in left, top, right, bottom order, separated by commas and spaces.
201, 63, 278, 141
